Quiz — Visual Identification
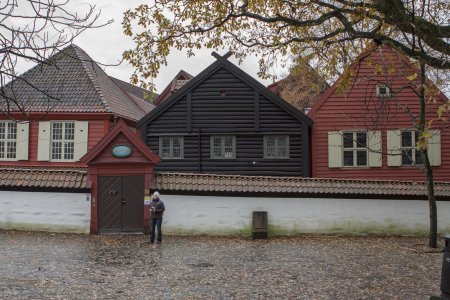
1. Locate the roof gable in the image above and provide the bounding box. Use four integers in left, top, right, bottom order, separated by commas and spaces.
154, 70, 194, 106
267, 63, 329, 111
308, 44, 449, 119
138, 52, 312, 128
81, 119, 160, 165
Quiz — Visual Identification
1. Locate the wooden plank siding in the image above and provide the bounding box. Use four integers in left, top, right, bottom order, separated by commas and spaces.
309, 45, 450, 182
141, 55, 312, 177
0, 116, 109, 167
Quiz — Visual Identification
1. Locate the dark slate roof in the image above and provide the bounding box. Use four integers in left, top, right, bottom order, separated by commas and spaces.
155, 172, 450, 199
138, 52, 313, 127
0, 166, 88, 190
110, 76, 157, 104
0, 45, 153, 121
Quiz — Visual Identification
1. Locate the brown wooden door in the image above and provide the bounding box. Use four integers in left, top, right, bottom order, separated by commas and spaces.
98, 176, 144, 233
121, 176, 144, 232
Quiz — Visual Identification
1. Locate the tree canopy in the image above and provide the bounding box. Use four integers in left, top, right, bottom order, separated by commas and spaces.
123, 0, 449, 89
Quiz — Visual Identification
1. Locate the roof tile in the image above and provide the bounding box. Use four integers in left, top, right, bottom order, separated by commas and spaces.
0, 166, 88, 190
155, 173, 450, 198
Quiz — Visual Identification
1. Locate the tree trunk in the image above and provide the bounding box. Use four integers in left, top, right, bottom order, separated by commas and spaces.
418, 62, 438, 248
424, 151, 437, 248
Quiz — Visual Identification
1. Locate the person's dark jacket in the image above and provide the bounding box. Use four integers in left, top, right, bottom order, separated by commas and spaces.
150, 199, 165, 219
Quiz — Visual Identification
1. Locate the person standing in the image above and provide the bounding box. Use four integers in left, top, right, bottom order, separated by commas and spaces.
149, 191, 165, 244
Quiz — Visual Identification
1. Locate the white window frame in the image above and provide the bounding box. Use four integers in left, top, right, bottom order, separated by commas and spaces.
0, 121, 17, 160
342, 131, 368, 167
37, 121, 87, 162
159, 136, 184, 159
263, 135, 289, 159
376, 84, 390, 97
387, 129, 440, 167
50, 121, 75, 161
210, 135, 236, 159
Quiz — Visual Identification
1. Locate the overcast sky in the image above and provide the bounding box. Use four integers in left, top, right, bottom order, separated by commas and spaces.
65, 0, 282, 93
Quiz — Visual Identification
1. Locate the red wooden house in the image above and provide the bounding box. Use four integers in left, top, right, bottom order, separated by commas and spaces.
0, 45, 154, 168
0, 45, 155, 233
308, 45, 449, 181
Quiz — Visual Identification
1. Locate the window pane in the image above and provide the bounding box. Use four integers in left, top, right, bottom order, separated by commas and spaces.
0, 122, 17, 159
52, 142, 62, 160
415, 131, 420, 144
64, 122, 75, 140
266, 137, 275, 148
7, 122, 17, 140
224, 137, 234, 158
278, 145, 287, 158
161, 138, 171, 158
172, 138, 181, 148
278, 136, 288, 158
401, 131, 412, 147
52, 123, 63, 140
265, 137, 276, 158
343, 133, 353, 148
415, 150, 423, 165
224, 137, 233, 148
174, 138, 182, 158
266, 147, 276, 157
402, 149, 413, 165
224, 150, 233, 158
356, 150, 367, 166
212, 137, 222, 157
278, 137, 287, 158
7, 141, 16, 158
277, 136, 287, 146
64, 142, 74, 160
172, 147, 181, 158
173, 138, 182, 158
378, 85, 388, 95
0, 141, 4, 158
0, 123, 5, 139
343, 150, 354, 166
356, 132, 367, 148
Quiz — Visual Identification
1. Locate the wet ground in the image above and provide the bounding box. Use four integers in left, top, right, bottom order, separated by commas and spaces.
0, 230, 444, 299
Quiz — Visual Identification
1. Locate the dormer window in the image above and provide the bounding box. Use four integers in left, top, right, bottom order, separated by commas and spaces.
376, 84, 390, 97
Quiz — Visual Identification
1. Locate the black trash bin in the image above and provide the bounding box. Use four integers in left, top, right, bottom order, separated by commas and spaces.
252, 211, 268, 239
442, 234, 450, 299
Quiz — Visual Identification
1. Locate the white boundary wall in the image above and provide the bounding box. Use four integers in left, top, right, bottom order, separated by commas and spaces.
2, 192, 449, 236
161, 195, 450, 236
0, 191, 91, 233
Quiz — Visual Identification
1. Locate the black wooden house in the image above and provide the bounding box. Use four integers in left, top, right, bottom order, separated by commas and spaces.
138, 52, 313, 176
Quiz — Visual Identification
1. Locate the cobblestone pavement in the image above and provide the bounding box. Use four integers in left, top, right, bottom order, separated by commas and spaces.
0, 230, 444, 299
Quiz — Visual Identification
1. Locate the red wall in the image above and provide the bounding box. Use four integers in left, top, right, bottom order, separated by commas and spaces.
0, 113, 112, 168
309, 46, 450, 182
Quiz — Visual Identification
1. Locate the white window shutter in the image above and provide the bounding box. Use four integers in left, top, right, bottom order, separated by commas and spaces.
328, 131, 342, 168
428, 129, 441, 166
74, 121, 89, 161
16, 122, 29, 160
37, 121, 51, 161
368, 131, 382, 167
387, 130, 401, 166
